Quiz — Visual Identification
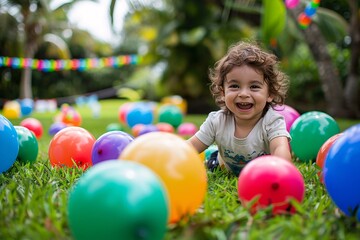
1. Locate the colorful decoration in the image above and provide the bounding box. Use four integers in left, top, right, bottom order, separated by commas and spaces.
0, 55, 141, 72
296, 0, 321, 29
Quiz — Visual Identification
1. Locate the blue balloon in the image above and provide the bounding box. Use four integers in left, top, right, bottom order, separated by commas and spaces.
20, 98, 34, 116
304, 4, 317, 17
126, 104, 153, 128
0, 115, 19, 173
324, 124, 360, 220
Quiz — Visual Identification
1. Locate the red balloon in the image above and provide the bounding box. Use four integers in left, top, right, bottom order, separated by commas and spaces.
316, 133, 343, 183
238, 156, 305, 215
48, 127, 95, 170
20, 117, 43, 139
155, 122, 175, 133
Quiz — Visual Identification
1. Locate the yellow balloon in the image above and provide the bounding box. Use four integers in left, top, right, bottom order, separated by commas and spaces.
119, 132, 207, 224
3, 101, 21, 119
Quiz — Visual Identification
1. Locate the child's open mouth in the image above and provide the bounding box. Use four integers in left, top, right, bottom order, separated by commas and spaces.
236, 102, 253, 110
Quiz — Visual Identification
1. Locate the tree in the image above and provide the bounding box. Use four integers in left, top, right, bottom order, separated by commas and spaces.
286, 0, 360, 117
0, 0, 96, 99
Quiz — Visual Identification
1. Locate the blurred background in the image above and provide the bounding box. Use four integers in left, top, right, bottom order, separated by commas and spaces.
0, 0, 359, 117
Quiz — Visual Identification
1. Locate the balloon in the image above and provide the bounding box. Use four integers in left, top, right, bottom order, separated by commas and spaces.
3, 101, 21, 119
238, 156, 305, 215
14, 126, 38, 164
298, 13, 312, 29
106, 123, 123, 132
0, 115, 19, 173
48, 127, 95, 170
138, 124, 158, 136
91, 131, 133, 165
204, 145, 218, 161
315, 133, 343, 183
161, 95, 187, 114
157, 105, 183, 128
49, 122, 67, 136
20, 117, 43, 139
131, 124, 146, 137
68, 160, 169, 240
61, 108, 82, 126
290, 111, 340, 162
274, 105, 300, 132
155, 122, 175, 133
304, 4, 317, 17
126, 104, 153, 128
285, 0, 300, 9
119, 132, 207, 223
324, 124, 360, 220
20, 98, 34, 116
118, 102, 134, 125
177, 122, 198, 138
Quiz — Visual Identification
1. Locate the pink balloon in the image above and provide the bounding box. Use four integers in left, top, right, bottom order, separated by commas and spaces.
238, 155, 305, 215
285, 0, 300, 9
177, 122, 198, 137
274, 105, 300, 132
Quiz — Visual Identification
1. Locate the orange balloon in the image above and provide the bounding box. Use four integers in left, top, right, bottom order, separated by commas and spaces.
48, 127, 95, 170
316, 133, 343, 182
119, 132, 207, 224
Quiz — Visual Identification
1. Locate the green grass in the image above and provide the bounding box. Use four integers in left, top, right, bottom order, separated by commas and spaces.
1, 99, 360, 240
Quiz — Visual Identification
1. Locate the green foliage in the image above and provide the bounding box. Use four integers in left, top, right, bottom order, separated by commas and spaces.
261, 0, 286, 44
1, 100, 360, 239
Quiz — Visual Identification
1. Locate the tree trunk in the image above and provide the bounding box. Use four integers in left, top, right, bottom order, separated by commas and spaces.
19, 67, 33, 99
288, 8, 350, 118
344, 0, 360, 118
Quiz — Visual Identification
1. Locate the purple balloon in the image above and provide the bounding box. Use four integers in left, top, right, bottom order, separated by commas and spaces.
91, 131, 134, 165
49, 122, 67, 136
274, 105, 300, 132
138, 124, 159, 136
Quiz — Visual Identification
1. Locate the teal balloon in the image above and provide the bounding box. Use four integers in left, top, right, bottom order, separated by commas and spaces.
68, 160, 169, 240
205, 145, 218, 161
158, 105, 183, 128
0, 114, 19, 173
290, 111, 340, 162
15, 126, 38, 164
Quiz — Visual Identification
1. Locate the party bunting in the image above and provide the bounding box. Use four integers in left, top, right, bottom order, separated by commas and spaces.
0, 55, 141, 72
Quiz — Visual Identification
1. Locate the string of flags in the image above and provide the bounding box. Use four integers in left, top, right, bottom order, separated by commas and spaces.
0, 54, 141, 72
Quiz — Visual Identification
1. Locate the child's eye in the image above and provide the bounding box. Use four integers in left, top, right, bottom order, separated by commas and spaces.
250, 85, 261, 89
229, 84, 239, 89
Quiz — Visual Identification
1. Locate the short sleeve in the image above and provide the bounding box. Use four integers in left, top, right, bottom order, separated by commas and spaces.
195, 111, 219, 146
264, 108, 291, 142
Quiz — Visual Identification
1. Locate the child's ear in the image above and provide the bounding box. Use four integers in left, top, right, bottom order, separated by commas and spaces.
267, 95, 274, 103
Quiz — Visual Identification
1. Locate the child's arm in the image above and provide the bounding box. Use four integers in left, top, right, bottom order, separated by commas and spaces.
269, 136, 292, 162
187, 136, 209, 154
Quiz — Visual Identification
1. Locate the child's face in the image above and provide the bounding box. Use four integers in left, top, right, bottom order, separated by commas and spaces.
223, 65, 273, 122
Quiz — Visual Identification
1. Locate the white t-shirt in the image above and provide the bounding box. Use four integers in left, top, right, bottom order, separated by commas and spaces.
195, 107, 291, 176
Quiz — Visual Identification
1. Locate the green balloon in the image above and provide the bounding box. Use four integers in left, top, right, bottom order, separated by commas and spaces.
158, 105, 183, 128
106, 123, 124, 132
68, 160, 169, 240
15, 126, 38, 164
290, 111, 340, 162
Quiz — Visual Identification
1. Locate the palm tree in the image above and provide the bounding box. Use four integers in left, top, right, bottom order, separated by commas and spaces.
0, 0, 95, 99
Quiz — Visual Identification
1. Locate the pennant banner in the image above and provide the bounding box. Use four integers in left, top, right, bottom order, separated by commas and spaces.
0, 55, 141, 72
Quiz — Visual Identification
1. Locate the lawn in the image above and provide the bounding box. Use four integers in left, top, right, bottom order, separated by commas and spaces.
1, 99, 360, 240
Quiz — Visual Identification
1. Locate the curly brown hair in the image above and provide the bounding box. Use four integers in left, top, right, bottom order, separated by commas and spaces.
209, 41, 289, 114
